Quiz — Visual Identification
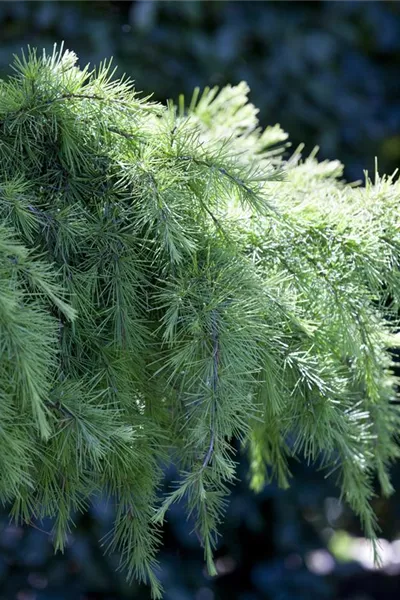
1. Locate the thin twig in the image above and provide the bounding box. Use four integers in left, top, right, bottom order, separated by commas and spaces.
47, 398, 75, 419
46, 93, 112, 105
2, 92, 158, 126
27, 204, 54, 223
108, 126, 140, 141
202, 309, 219, 469
188, 173, 227, 237
198, 197, 227, 236
202, 431, 215, 469
27, 521, 52, 536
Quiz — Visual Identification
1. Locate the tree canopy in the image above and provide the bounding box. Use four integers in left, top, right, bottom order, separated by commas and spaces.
0, 45, 399, 597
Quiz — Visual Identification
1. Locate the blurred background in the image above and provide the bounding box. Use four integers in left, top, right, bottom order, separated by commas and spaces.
0, 1, 400, 599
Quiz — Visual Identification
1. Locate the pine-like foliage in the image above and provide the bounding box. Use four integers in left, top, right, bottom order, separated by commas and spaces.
0, 45, 399, 596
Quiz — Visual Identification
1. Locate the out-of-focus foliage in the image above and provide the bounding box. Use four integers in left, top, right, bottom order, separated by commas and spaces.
0, 0, 399, 181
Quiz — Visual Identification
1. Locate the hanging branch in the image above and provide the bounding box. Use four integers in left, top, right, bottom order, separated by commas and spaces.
1, 45, 400, 597
202, 309, 219, 469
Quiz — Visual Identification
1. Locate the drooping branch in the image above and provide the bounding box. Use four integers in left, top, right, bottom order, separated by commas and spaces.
202, 309, 219, 469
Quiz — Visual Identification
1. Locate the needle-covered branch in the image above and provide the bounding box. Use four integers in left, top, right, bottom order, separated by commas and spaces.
0, 45, 400, 597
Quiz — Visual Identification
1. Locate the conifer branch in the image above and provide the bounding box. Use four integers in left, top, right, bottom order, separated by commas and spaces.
197, 195, 227, 237
202, 309, 219, 469
108, 127, 137, 141
0, 45, 399, 595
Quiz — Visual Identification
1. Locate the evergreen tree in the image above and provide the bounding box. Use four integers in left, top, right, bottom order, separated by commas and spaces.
0, 45, 399, 597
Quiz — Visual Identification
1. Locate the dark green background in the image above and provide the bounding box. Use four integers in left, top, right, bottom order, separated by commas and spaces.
0, 2, 400, 599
